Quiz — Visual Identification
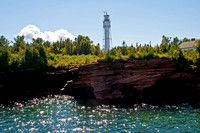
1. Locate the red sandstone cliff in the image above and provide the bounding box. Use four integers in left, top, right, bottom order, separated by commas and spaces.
66, 59, 200, 105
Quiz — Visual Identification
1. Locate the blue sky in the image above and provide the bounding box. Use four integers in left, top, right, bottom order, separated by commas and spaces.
0, 0, 200, 47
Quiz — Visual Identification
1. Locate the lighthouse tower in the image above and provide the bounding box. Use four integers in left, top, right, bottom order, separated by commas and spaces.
103, 12, 111, 54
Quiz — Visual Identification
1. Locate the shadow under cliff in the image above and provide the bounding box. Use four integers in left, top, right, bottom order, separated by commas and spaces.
0, 67, 78, 104
142, 77, 200, 106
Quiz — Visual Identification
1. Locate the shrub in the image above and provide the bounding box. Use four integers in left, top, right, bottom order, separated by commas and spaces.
129, 53, 136, 59
0, 46, 10, 71
176, 51, 190, 71
143, 52, 155, 59
104, 54, 115, 62
9, 54, 20, 70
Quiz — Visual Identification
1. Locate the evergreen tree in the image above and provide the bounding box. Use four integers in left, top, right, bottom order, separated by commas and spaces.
13, 36, 26, 52
0, 36, 10, 70
121, 40, 128, 55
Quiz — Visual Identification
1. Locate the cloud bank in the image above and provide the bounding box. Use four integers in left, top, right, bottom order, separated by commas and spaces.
18, 25, 75, 42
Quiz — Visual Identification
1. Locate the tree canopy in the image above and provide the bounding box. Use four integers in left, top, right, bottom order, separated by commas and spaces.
0, 34, 199, 73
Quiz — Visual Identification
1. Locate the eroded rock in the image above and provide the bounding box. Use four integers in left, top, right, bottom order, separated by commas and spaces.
67, 59, 200, 105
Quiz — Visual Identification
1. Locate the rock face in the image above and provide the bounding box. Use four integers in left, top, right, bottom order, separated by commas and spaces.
67, 59, 200, 105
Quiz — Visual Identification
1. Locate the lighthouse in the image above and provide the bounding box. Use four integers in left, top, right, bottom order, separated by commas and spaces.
103, 12, 111, 54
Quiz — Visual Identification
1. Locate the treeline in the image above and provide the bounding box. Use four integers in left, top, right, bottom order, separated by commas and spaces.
49, 35, 102, 56
1, 34, 200, 72
106, 35, 200, 72
108, 36, 192, 58
0, 35, 102, 71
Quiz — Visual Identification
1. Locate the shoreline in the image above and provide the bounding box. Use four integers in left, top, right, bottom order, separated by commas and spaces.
1, 59, 200, 107
64, 59, 200, 107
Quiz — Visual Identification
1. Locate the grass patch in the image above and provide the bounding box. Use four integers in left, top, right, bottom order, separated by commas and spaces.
47, 54, 100, 68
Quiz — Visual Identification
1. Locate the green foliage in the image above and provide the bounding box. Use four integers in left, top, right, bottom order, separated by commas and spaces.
128, 46, 137, 59
154, 45, 160, 53
171, 49, 180, 60
195, 40, 200, 54
128, 53, 136, 59
117, 50, 123, 60
1, 34, 200, 73
103, 35, 200, 72
47, 35, 100, 56
143, 52, 157, 59
47, 54, 99, 67
176, 51, 191, 71
195, 58, 200, 73
104, 52, 115, 62
0, 45, 10, 70
32, 38, 44, 45
121, 40, 128, 55
0, 35, 49, 71
182, 37, 190, 43
22, 44, 47, 70
110, 48, 117, 56
51, 42, 60, 54
195, 40, 200, 72
64, 38, 73, 55
9, 54, 20, 70
13, 36, 26, 52
73, 35, 94, 55
0, 36, 9, 47
94, 44, 101, 56
138, 46, 154, 54
0, 36, 10, 70
160, 35, 170, 53
128, 46, 136, 55
127, 45, 157, 59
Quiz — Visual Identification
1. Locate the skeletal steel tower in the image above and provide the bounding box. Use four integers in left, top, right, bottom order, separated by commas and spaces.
103, 12, 111, 54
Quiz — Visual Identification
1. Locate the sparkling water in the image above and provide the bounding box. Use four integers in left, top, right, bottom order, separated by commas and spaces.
0, 95, 199, 132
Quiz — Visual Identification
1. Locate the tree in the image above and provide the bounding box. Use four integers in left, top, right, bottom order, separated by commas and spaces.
154, 45, 160, 53
43, 40, 51, 48
121, 40, 128, 55
195, 40, 200, 72
110, 47, 117, 56
13, 36, 26, 52
195, 40, 200, 56
0, 36, 9, 47
0, 36, 10, 70
171, 37, 180, 48
169, 37, 181, 57
51, 42, 59, 54
80, 36, 93, 55
160, 35, 171, 53
73, 35, 93, 55
94, 43, 101, 56
128, 46, 136, 55
24, 45, 47, 70
176, 50, 190, 71
182, 37, 190, 43
64, 38, 73, 55
32, 38, 44, 45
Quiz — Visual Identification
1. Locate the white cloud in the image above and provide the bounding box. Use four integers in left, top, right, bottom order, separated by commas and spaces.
18, 25, 75, 42
18, 25, 40, 40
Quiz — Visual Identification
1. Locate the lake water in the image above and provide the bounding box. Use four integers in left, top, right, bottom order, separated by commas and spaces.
0, 95, 199, 132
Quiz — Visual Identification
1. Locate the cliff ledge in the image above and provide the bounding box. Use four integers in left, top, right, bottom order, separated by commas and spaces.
65, 59, 200, 105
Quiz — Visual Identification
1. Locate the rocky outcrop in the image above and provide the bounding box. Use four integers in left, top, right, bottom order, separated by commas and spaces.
2, 59, 199, 106
65, 59, 200, 105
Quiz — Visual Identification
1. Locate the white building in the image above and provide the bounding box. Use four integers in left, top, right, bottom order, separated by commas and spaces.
103, 12, 111, 54
180, 38, 198, 50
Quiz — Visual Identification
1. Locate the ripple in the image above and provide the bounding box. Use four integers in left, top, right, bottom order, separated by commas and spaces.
0, 95, 199, 132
